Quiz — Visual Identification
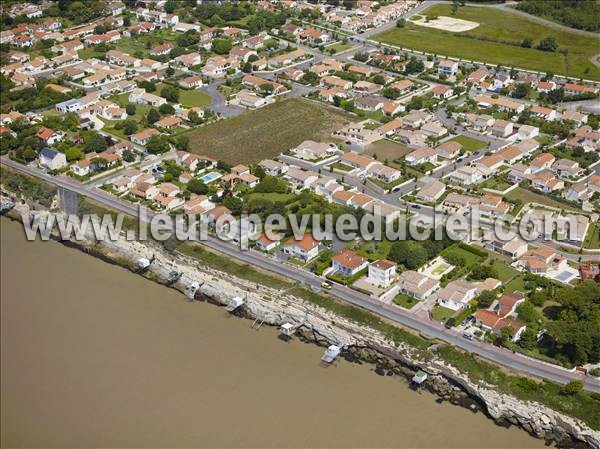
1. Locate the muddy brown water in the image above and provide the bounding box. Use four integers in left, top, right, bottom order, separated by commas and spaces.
1, 218, 545, 448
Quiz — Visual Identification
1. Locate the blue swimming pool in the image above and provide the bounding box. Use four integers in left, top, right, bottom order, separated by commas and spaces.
199, 171, 222, 184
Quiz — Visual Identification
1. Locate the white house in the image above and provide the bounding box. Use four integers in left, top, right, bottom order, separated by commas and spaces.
39, 147, 67, 170
368, 259, 397, 288
283, 234, 319, 261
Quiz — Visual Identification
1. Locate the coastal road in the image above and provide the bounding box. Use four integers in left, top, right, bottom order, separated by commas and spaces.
3, 157, 599, 393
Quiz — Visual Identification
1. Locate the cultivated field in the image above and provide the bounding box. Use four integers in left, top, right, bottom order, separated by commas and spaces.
374, 4, 600, 81
182, 98, 356, 164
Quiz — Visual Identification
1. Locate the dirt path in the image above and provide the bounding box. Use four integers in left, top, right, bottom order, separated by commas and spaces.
591, 54, 600, 69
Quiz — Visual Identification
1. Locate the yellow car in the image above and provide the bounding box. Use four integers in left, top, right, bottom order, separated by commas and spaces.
321, 281, 333, 290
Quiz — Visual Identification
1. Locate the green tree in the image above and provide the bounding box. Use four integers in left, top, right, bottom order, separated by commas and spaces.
388, 241, 428, 269
122, 120, 138, 135
224, 196, 243, 215
537, 37, 558, 52
159, 103, 175, 115
160, 86, 179, 103
187, 178, 209, 195
212, 38, 233, 55
563, 380, 583, 395
145, 135, 170, 154
513, 83, 530, 99
146, 108, 160, 124
476, 290, 496, 309
301, 71, 319, 85
125, 104, 136, 116
122, 149, 135, 163
188, 110, 203, 125
83, 131, 107, 153
64, 147, 84, 162
468, 264, 497, 281
518, 328, 537, 350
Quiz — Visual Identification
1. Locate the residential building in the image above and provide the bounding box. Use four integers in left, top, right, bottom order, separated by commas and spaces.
331, 249, 368, 277
397, 271, 439, 300
39, 147, 67, 170
367, 259, 397, 287
283, 234, 320, 261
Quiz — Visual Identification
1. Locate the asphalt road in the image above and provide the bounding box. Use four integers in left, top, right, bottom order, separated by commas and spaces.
3, 157, 599, 393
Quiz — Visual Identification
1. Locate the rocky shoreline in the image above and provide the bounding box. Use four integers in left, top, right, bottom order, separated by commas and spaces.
2, 194, 599, 449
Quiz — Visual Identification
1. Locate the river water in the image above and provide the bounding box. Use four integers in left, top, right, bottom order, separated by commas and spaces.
1, 218, 545, 448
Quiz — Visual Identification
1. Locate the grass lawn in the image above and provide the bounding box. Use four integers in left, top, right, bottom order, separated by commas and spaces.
489, 260, 520, 284
180, 98, 356, 164
431, 305, 456, 322
373, 4, 600, 80
393, 293, 419, 309
355, 239, 393, 261
441, 244, 484, 268
178, 89, 212, 108
432, 262, 451, 276
583, 221, 600, 249
480, 175, 512, 192
325, 42, 354, 54
504, 274, 527, 293
366, 139, 412, 162
77, 47, 107, 60
505, 187, 581, 213
449, 134, 487, 152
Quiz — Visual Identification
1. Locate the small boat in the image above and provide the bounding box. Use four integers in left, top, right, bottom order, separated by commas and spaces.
167, 271, 181, 285
321, 345, 341, 363
412, 370, 428, 385
225, 296, 245, 312
280, 322, 295, 337
0, 200, 14, 214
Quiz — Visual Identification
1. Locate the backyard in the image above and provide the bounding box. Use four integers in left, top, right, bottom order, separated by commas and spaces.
180, 98, 356, 164
449, 134, 488, 152
374, 4, 600, 80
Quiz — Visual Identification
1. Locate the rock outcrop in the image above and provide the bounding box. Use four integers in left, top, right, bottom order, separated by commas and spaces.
3, 197, 599, 449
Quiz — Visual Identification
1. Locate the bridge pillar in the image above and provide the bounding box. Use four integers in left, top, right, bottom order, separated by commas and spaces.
58, 187, 79, 215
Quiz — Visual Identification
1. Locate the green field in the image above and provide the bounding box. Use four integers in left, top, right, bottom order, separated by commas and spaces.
374, 4, 600, 80
441, 244, 485, 268
583, 221, 600, 249
449, 135, 487, 152
180, 98, 355, 164
505, 187, 581, 213
178, 89, 212, 108
366, 139, 412, 162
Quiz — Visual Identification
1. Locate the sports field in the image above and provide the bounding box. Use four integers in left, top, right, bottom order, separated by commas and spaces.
374, 4, 600, 81
181, 98, 355, 164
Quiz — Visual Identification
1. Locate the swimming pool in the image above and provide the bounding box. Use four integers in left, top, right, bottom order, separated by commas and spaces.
199, 171, 222, 184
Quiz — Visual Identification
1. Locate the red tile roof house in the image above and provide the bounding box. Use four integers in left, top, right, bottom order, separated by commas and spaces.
517, 248, 568, 275
150, 42, 174, 56
36, 126, 64, 145
283, 234, 320, 262
130, 128, 160, 145
255, 232, 282, 252
472, 309, 526, 342
330, 249, 368, 278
